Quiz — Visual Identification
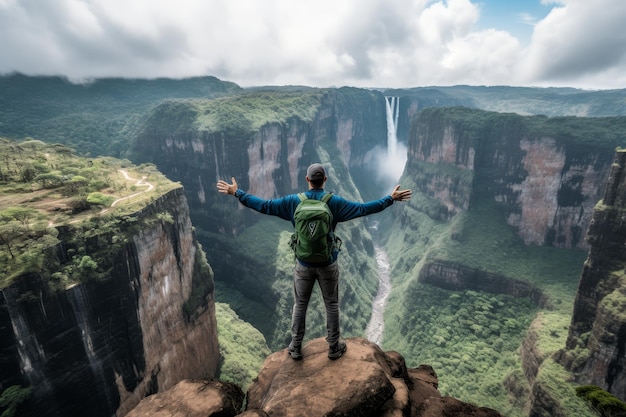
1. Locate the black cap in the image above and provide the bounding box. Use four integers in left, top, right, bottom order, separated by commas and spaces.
306, 163, 326, 181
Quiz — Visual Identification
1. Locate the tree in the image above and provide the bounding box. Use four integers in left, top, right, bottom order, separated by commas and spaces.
0, 220, 26, 259
64, 175, 88, 195
576, 385, 626, 417
33, 172, 64, 188
86, 192, 115, 206
1, 207, 40, 229
78, 255, 97, 271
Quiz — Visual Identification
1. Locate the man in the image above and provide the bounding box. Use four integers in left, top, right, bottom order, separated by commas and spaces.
216, 163, 411, 360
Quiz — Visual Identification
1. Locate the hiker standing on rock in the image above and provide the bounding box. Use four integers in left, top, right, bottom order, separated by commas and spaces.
217, 163, 411, 360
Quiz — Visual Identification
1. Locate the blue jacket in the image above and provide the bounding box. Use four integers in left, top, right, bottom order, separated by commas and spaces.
234, 188, 394, 265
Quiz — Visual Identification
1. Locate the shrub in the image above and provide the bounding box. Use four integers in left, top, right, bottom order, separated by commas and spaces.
86, 192, 115, 207
576, 385, 626, 417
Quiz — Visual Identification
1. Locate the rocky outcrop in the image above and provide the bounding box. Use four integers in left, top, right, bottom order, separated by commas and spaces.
126, 379, 245, 417
560, 149, 626, 400
127, 338, 502, 417
242, 337, 502, 417
0, 188, 220, 417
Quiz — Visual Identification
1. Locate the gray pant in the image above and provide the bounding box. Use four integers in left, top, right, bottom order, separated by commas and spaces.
292, 262, 340, 346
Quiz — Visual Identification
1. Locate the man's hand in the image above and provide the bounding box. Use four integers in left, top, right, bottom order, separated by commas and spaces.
391, 185, 411, 202
217, 177, 238, 196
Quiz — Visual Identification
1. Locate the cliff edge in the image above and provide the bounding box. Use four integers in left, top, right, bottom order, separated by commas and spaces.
0, 141, 220, 417
560, 148, 626, 400
129, 337, 503, 417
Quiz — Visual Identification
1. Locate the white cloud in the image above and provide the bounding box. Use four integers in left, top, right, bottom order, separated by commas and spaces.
520, 0, 626, 87
0, 0, 625, 89
441, 29, 521, 85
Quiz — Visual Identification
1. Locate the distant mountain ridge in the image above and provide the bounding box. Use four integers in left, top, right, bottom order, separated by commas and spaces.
0, 73, 242, 157
2, 73, 626, 158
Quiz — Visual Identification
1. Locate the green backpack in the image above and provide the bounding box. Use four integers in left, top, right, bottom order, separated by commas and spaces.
290, 192, 340, 263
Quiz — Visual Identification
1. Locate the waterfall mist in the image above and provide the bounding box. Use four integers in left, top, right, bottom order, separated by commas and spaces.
375, 97, 407, 193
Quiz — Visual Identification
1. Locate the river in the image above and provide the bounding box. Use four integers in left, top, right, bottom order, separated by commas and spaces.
365, 244, 392, 345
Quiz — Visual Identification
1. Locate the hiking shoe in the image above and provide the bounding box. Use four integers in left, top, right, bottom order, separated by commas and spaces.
288, 342, 303, 360
328, 339, 347, 360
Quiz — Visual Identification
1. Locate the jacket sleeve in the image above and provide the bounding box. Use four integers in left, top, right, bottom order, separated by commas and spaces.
330, 195, 394, 222
235, 189, 297, 222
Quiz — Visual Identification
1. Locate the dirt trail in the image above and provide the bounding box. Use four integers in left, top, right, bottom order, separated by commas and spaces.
109, 169, 154, 207
99, 169, 154, 215
48, 170, 155, 226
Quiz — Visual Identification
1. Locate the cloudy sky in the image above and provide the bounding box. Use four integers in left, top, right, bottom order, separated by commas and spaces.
1, 0, 625, 90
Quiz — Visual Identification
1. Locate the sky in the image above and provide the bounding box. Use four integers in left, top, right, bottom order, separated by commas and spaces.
1, 0, 626, 90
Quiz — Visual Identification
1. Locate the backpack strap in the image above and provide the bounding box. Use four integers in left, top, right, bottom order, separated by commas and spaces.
298, 192, 332, 203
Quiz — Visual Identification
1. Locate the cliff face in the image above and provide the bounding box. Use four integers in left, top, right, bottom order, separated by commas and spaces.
0, 188, 219, 417
407, 108, 616, 249
560, 149, 626, 400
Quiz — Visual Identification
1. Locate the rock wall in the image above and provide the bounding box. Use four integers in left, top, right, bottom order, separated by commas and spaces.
0, 188, 219, 417
407, 108, 618, 249
560, 149, 626, 400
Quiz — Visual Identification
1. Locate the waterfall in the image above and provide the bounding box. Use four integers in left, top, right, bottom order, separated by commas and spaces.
379, 97, 406, 186
385, 96, 400, 158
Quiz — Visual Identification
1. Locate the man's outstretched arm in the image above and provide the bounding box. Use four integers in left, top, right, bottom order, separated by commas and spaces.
331, 184, 412, 222
217, 177, 238, 196
216, 177, 295, 221
390, 185, 412, 202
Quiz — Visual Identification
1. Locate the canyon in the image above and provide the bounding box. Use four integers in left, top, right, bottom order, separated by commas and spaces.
2, 76, 626, 416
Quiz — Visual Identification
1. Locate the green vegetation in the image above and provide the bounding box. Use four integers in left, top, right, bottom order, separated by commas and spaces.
183, 243, 216, 321
0, 74, 242, 157
216, 302, 271, 391
532, 361, 599, 417
0, 385, 31, 417
399, 85, 626, 117
194, 89, 324, 134
382, 141, 590, 415
576, 385, 626, 417
0, 138, 180, 288
414, 106, 626, 150
383, 194, 587, 415
384, 285, 536, 415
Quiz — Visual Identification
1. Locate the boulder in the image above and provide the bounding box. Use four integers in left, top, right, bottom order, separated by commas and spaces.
242, 337, 503, 417
126, 379, 244, 417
